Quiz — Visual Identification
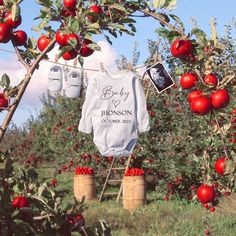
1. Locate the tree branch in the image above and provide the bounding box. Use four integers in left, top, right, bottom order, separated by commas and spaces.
0, 37, 56, 143
33, 215, 52, 221
11, 38, 30, 70
139, 9, 186, 38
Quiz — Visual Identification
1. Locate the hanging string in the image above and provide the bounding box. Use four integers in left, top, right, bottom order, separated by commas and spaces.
0, 47, 146, 72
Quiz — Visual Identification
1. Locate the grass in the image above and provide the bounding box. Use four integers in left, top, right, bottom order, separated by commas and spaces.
83, 199, 236, 236
35, 167, 236, 236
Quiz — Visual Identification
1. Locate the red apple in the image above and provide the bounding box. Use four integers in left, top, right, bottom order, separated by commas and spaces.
64, 0, 77, 10
87, 5, 103, 23
62, 49, 78, 60
0, 23, 11, 43
170, 39, 193, 59
79, 38, 94, 57
210, 89, 230, 109
197, 185, 216, 204
203, 74, 218, 88
180, 73, 198, 89
0, 93, 9, 109
64, 33, 80, 47
214, 158, 226, 175
12, 196, 30, 208
190, 96, 212, 115
187, 90, 203, 103
37, 35, 52, 52
4, 12, 22, 29
61, 8, 76, 17
12, 30, 27, 46
56, 30, 67, 46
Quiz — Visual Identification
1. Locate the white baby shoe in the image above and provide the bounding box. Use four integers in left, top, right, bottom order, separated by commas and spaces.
64, 70, 81, 98
48, 66, 63, 94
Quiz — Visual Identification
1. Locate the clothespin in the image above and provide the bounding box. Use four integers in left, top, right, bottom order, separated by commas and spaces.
73, 57, 78, 67
100, 62, 110, 77
100, 62, 105, 73
55, 54, 59, 63
127, 62, 134, 72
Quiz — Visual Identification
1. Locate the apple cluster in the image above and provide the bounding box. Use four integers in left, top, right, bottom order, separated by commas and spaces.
124, 168, 145, 176
171, 39, 230, 116
74, 166, 94, 175
36, 0, 109, 60
0, 1, 27, 46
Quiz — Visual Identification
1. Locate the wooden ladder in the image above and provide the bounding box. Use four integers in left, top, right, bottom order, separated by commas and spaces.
99, 154, 132, 202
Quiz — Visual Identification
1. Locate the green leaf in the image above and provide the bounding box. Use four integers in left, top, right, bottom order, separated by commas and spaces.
167, 30, 181, 42
110, 3, 127, 13
153, 0, 166, 8
67, 38, 78, 48
38, 18, 50, 29
48, 189, 55, 200
164, 0, 177, 10
61, 201, 72, 211
29, 195, 54, 212
191, 28, 208, 46
70, 18, 81, 33
1, 73, 10, 88
40, 6, 51, 14
197, 82, 210, 91
158, 13, 170, 23
175, 68, 184, 76
88, 43, 101, 51
37, 0, 52, 6
58, 46, 74, 58
169, 14, 185, 32
86, 23, 102, 34
31, 26, 41, 34
119, 18, 136, 24
28, 37, 37, 49
128, 23, 136, 33
11, 3, 20, 22
104, 35, 112, 45
38, 186, 45, 197
108, 30, 118, 38
78, 56, 84, 68
11, 209, 20, 218
155, 27, 170, 37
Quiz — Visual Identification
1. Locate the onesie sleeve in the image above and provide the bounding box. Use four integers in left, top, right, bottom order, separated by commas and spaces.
78, 76, 98, 134
134, 76, 150, 133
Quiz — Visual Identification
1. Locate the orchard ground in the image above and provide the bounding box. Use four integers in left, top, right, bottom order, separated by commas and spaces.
37, 164, 236, 236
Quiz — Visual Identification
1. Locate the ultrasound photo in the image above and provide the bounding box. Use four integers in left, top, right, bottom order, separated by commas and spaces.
145, 62, 175, 93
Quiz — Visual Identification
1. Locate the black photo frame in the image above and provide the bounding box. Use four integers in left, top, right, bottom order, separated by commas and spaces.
145, 62, 175, 93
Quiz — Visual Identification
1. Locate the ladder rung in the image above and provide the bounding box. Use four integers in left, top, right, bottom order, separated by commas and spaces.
107, 179, 122, 182
102, 192, 119, 195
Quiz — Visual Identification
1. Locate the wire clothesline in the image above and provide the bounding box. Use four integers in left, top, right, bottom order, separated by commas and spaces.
0, 47, 147, 72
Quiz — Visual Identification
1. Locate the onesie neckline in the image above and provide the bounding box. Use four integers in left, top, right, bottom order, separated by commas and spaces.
102, 71, 131, 81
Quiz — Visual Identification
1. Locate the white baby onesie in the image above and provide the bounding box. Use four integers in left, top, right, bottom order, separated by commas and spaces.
78, 71, 150, 157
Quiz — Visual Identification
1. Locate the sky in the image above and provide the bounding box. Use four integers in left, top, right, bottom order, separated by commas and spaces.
0, 0, 235, 128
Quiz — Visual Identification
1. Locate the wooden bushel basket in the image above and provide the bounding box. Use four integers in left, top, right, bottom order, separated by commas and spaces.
122, 175, 146, 210
74, 174, 96, 202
